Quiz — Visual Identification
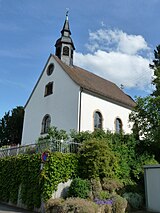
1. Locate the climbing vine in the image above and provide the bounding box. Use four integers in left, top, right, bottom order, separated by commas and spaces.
0, 152, 79, 209
0, 154, 41, 209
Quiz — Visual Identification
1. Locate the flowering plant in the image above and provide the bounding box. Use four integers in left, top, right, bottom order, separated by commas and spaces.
94, 198, 113, 205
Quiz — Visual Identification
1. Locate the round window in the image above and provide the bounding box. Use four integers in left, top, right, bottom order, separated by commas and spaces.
47, 63, 54, 76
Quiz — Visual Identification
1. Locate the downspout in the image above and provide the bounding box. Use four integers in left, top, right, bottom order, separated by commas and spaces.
78, 87, 83, 132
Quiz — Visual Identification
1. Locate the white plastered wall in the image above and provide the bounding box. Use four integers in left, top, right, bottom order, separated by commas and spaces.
80, 92, 132, 133
21, 56, 79, 145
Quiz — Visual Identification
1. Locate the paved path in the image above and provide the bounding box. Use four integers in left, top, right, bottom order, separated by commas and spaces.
0, 203, 35, 213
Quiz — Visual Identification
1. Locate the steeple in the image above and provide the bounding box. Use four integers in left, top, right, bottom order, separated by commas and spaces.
55, 11, 75, 66
61, 10, 71, 36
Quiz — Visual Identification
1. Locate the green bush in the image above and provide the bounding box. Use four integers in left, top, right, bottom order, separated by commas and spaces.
104, 204, 112, 213
68, 178, 91, 199
64, 198, 98, 213
45, 198, 64, 213
70, 129, 92, 143
102, 178, 123, 193
45, 198, 99, 213
0, 152, 79, 209
98, 191, 110, 200
41, 152, 79, 201
79, 138, 119, 179
40, 127, 158, 186
90, 178, 102, 199
99, 204, 112, 213
123, 192, 143, 209
0, 154, 41, 208
112, 195, 127, 213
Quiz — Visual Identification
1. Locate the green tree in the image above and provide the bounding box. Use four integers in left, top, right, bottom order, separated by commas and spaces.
150, 45, 160, 97
130, 96, 160, 159
79, 138, 119, 179
129, 45, 160, 160
0, 106, 24, 147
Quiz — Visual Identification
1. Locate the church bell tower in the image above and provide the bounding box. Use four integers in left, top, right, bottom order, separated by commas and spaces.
55, 12, 75, 66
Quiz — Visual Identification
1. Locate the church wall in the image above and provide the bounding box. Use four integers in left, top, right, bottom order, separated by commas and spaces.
21, 56, 79, 145
80, 92, 132, 133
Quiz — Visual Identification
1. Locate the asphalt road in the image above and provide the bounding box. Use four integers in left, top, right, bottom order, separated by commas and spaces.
0, 203, 34, 213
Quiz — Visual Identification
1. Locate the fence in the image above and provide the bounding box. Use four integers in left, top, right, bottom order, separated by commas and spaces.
0, 139, 81, 158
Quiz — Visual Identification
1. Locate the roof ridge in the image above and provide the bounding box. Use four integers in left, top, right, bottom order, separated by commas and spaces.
52, 54, 135, 109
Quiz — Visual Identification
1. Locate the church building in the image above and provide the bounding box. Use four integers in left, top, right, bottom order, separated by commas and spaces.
21, 13, 135, 145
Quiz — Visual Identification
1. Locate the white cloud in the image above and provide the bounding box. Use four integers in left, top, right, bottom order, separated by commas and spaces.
86, 29, 149, 55
74, 28, 153, 92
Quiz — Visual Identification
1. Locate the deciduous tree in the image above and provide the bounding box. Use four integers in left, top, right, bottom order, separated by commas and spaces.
150, 45, 160, 96
130, 45, 160, 160
0, 106, 24, 147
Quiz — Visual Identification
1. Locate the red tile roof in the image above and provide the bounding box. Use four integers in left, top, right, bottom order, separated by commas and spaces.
53, 55, 136, 109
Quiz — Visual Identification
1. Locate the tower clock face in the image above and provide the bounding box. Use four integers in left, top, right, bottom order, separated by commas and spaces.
47, 63, 54, 76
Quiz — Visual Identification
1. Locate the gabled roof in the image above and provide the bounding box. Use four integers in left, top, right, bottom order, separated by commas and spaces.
25, 54, 135, 109
53, 55, 136, 109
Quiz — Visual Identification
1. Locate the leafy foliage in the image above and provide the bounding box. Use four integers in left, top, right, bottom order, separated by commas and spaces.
79, 138, 119, 179
0, 128, 157, 210
123, 192, 143, 209
101, 178, 123, 194
90, 178, 103, 199
0, 106, 24, 147
45, 197, 99, 213
112, 195, 127, 213
70, 129, 92, 143
41, 152, 79, 201
130, 96, 160, 160
129, 45, 160, 161
150, 45, 160, 97
0, 152, 79, 209
68, 178, 91, 199
0, 154, 41, 208
38, 126, 69, 141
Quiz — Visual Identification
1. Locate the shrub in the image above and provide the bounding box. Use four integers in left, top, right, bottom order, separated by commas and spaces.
41, 152, 79, 201
123, 192, 143, 209
45, 198, 64, 213
38, 126, 69, 141
102, 178, 123, 193
68, 178, 91, 199
90, 178, 102, 199
98, 204, 112, 213
94, 198, 113, 213
112, 195, 127, 213
45, 198, 99, 213
70, 129, 92, 143
79, 138, 119, 179
104, 204, 112, 213
0, 154, 42, 209
98, 191, 110, 200
64, 198, 98, 213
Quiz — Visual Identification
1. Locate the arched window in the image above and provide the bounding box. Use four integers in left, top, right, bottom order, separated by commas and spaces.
115, 118, 122, 133
41, 114, 51, 134
94, 111, 102, 130
63, 46, 69, 56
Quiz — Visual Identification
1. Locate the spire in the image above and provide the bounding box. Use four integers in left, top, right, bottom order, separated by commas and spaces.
55, 11, 75, 66
61, 10, 71, 36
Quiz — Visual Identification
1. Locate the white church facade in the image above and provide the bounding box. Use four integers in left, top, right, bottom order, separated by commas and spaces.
21, 13, 135, 145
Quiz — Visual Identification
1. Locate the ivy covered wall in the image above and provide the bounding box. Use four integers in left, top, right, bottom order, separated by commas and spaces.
0, 152, 78, 210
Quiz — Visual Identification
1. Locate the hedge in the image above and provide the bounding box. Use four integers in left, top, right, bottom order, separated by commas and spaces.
0, 152, 78, 209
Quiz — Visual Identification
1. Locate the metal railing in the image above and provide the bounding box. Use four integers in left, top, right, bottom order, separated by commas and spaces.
0, 139, 81, 158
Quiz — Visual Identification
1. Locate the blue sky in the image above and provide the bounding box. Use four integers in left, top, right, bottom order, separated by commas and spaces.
0, 0, 159, 118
